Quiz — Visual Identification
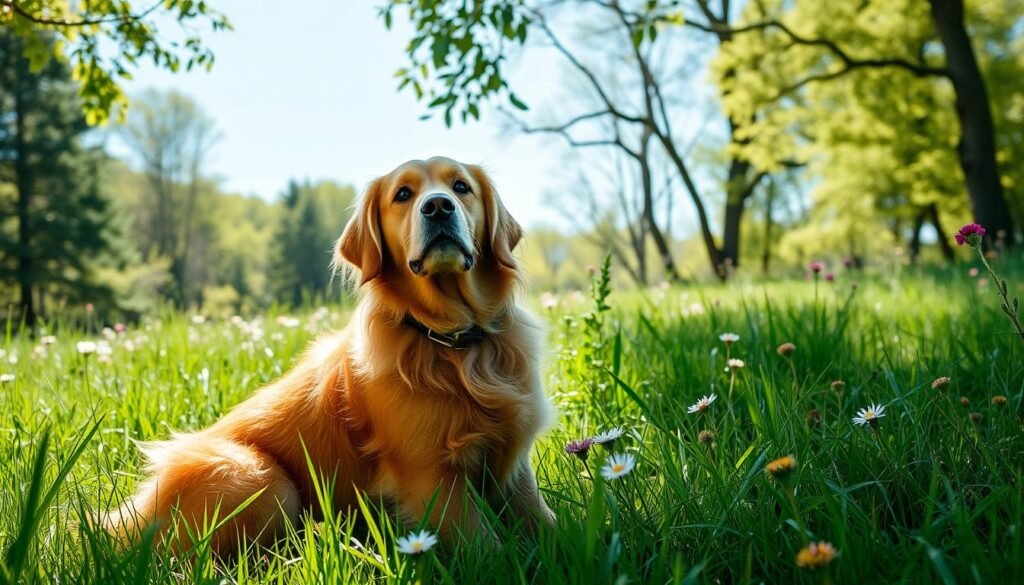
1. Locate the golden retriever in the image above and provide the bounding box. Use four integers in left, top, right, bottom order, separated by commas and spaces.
101, 156, 555, 553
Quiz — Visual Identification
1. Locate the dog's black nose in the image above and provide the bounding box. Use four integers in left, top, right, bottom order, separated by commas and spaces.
420, 194, 456, 220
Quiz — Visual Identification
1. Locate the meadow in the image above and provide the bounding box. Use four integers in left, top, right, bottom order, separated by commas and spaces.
1, 262, 1022, 584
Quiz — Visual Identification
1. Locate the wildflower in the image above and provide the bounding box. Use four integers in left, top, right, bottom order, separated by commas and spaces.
41, 335, 57, 346
276, 316, 301, 328
809, 261, 825, 274
726, 358, 745, 371
0, 374, 14, 383
565, 438, 594, 461
968, 267, 980, 277
590, 427, 625, 449
852, 403, 886, 427
960, 396, 970, 408
931, 376, 951, 390
76, 341, 97, 355
806, 408, 822, 427
539, 292, 558, 310
765, 455, 797, 480
796, 541, 838, 569
969, 412, 983, 424
992, 395, 1007, 406
830, 380, 846, 392
843, 257, 854, 269
396, 530, 438, 555
777, 342, 796, 357
954, 223, 986, 246
719, 332, 739, 346
86, 303, 94, 313
687, 393, 717, 414
824, 272, 835, 282
601, 453, 637, 480
698, 430, 715, 444
114, 323, 126, 334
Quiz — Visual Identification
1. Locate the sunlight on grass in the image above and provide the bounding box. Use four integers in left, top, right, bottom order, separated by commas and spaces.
1, 263, 1022, 584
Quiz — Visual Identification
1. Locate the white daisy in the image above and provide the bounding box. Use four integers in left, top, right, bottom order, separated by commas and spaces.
687, 393, 718, 414
590, 426, 625, 446
76, 341, 97, 355
852, 403, 886, 426
719, 332, 740, 345
276, 316, 300, 329
540, 292, 559, 310
0, 373, 14, 383
396, 529, 438, 555
601, 453, 637, 480
41, 335, 57, 345
726, 358, 745, 370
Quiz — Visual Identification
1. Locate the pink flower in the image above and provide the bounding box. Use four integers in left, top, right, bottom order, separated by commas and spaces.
954, 224, 986, 246
809, 262, 825, 274
968, 268, 979, 277
824, 273, 835, 282
565, 438, 595, 461
843, 257, 854, 269
85, 303, 94, 313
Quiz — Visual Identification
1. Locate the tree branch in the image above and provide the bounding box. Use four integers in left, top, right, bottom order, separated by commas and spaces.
6, 0, 164, 27
683, 17, 949, 78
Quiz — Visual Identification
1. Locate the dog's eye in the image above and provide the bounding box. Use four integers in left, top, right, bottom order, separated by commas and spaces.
395, 186, 413, 202
452, 179, 471, 195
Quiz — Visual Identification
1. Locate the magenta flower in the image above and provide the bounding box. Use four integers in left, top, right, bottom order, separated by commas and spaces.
565, 438, 595, 461
809, 262, 825, 274
954, 224, 986, 246
824, 273, 835, 282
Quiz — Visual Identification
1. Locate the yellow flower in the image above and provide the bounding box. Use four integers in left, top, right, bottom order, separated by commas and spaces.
765, 455, 797, 480
796, 541, 838, 569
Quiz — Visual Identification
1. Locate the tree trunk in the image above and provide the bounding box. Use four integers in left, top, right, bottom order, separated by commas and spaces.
762, 181, 775, 274
722, 168, 746, 267
13, 87, 36, 329
928, 0, 1016, 246
639, 130, 682, 283
928, 204, 956, 261
909, 208, 927, 263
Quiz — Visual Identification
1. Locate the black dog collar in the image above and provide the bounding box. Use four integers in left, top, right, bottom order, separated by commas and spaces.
402, 314, 486, 349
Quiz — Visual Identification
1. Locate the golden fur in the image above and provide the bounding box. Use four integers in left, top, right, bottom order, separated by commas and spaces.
101, 157, 555, 552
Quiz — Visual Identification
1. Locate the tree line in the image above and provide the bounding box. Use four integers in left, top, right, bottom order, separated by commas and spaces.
0, 31, 354, 328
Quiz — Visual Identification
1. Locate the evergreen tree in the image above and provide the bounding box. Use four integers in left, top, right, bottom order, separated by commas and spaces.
0, 30, 116, 328
268, 180, 333, 307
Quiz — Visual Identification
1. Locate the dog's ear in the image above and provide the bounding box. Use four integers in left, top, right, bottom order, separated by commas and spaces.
470, 165, 522, 270
336, 177, 385, 286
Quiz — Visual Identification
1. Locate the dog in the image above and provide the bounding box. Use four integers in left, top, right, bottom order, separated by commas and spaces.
101, 157, 556, 553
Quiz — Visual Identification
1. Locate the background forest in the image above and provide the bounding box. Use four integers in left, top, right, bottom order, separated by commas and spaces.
3, 0, 1024, 329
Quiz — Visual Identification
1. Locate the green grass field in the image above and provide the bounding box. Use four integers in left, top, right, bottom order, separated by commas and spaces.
1, 264, 1022, 584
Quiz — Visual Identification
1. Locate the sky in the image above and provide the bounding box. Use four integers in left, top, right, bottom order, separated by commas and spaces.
110, 0, 572, 229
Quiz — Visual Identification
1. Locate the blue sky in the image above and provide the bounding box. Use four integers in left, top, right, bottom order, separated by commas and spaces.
110, 0, 572, 228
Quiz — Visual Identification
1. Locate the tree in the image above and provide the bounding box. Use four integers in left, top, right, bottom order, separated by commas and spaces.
0, 29, 117, 328
1, 0, 230, 124
711, 0, 1020, 248
267, 180, 339, 307
382, 0, 790, 277
119, 89, 220, 306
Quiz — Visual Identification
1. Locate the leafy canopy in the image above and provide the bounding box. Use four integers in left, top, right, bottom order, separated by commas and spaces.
1, 0, 230, 124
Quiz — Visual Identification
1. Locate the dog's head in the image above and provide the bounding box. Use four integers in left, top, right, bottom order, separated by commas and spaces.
336, 157, 523, 325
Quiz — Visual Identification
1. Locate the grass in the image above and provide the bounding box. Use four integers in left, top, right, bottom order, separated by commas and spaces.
1, 261, 1023, 584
